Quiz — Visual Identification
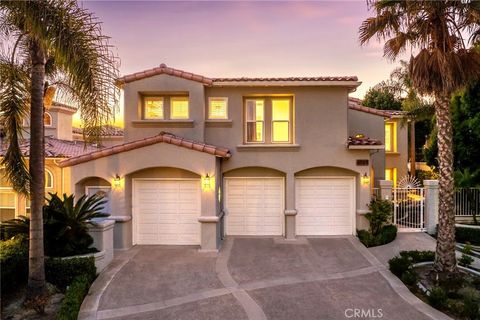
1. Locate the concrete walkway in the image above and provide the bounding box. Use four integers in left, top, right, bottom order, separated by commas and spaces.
79, 235, 451, 320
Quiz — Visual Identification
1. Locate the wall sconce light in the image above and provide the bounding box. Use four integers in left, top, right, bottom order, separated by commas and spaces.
361, 172, 370, 185
113, 174, 121, 188
202, 174, 213, 191
355, 133, 365, 139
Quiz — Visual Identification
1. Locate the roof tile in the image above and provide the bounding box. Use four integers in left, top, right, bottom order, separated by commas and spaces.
0, 137, 101, 158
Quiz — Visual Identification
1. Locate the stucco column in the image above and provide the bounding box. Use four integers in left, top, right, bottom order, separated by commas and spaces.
424, 180, 439, 234
88, 219, 115, 272
199, 177, 219, 252
379, 180, 393, 200
284, 172, 296, 240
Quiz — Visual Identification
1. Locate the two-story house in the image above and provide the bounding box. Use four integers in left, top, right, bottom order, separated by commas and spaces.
56, 64, 393, 251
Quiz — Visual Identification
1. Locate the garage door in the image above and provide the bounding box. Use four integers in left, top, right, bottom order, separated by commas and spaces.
296, 177, 354, 235
225, 178, 284, 235
133, 179, 200, 245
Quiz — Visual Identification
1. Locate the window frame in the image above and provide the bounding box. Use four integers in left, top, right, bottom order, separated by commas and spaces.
244, 98, 266, 144
271, 98, 292, 143
143, 96, 165, 120
0, 190, 17, 220
385, 168, 398, 186
170, 96, 190, 120
207, 97, 229, 120
45, 168, 54, 189
44, 112, 52, 127
385, 121, 397, 153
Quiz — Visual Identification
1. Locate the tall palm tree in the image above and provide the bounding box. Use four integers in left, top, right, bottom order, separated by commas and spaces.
360, 0, 480, 273
0, 0, 119, 301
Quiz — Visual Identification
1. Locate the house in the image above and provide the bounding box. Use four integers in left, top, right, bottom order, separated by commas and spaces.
54, 63, 397, 252
0, 103, 123, 221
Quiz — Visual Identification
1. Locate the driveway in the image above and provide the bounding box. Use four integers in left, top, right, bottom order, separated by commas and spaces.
79, 235, 450, 320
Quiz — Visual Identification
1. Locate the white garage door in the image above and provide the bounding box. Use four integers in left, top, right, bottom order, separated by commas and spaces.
296, 177, 355, 235
225, 178, 284, 235
133, 179, 200, 245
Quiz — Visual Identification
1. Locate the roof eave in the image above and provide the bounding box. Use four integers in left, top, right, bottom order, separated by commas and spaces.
211, 80, 361, 87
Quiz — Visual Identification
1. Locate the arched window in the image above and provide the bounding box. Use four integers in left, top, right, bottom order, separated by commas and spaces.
45, 169, 54, 188
44, 112, 52, 126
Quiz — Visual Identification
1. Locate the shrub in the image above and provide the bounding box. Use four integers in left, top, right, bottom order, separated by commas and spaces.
56, 275, 92, 320
428, 287, 448, 309
45, 256, 96, 291
357, 225, 397, 247
399, 250, 435, 263
456, 226, 480, 246
459, 243, 475, 267
401, 270, 418, 286
0, 235, 28, 294
462, 297, 479, 320
388, 256, 411, 277
365, 198, 393, 236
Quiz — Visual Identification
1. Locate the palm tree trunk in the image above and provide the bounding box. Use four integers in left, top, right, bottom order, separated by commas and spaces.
26, 38, 46, 300
433, 95, 457, 273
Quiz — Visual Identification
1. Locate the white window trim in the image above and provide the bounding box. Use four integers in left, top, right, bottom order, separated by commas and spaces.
245, 99, 265, 144
208, 97, 229, 120
143, 96, 165, 120
170, 96, 190, 120
0, 191, 17, 218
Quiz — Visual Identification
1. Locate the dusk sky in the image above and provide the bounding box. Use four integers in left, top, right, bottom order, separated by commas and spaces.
78, 0, 407, 125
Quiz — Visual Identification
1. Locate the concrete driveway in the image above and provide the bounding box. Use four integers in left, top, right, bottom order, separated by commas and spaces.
80, 235, 450, 320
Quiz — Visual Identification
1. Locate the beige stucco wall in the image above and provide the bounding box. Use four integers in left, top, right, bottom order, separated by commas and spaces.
23, 109, 73, 141
122, 74, 206, 142
386, 118, 409, 183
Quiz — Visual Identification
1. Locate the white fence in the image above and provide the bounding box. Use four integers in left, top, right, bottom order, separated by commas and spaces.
392, 188, 425, 232
455, 188, 480, 217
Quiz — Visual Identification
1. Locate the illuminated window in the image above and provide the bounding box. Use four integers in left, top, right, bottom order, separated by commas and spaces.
385, 122, 397, 152
44, 112, 52, 126
0, 191, 16, 222
245, 99, 264, 142
385, 168, 397, 186
25, 198, 30, 216
144, 97, 164, 119
208, 98, 228, 119
272, 99, 291, 142
170, 97, 189, 119
45, 169, 53, 189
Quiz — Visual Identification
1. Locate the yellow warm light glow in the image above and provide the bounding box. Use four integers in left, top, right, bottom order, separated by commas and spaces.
385, 168, 397, 186
112, 175, 124, 189
272, 99, 290, 142
385, 122, 397, 152
202, 174, 214, 191
209, 98, 228, 119
144, 97, 164, 119
171, 97, 189, 119
246, 99, 265, 142
361, 173, 370, 185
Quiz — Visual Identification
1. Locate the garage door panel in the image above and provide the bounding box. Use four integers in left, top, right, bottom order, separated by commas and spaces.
296, 178, 354, 236
226, 178, 283, 236
134, 180, 200, 245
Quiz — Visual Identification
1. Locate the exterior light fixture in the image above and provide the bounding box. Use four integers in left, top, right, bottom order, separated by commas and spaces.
361, 173, 370, 185
113, 174, 121, 188
202, 174, 212, 190
355, 133, 365, 139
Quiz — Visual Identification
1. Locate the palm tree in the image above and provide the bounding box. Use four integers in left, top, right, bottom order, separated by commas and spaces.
0, 0, 119, 302
360, 0, 480, 273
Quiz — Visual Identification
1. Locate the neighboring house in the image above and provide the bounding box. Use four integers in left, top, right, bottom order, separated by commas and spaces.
0, 102, 123, 221
57, 63, 391, 251
348, 97, 408, 187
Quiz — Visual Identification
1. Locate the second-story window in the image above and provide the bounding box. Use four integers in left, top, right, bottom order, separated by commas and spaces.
246, 99, 265, 143
44, 112, 52, 126
272, 99, 290, 142
385, 121, 397, 152
208, 97, 228, 119
144, 97, 164, 119
170, 97, 189, 119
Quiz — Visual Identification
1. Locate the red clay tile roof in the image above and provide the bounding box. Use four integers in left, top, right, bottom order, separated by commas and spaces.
59, 131, 231, 167
49, 101, 78, 113
116, 63, 213, 86
348, 97, 405, 117
116, 63, 359, 86
0, 136, 101, 158
213, 76, 358, 82
347, 135, 383, 146
72, 125, 124, 137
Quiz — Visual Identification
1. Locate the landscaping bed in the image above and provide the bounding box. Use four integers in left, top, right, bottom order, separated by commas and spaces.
389, 250, 480, 319
357, 198, 398, 247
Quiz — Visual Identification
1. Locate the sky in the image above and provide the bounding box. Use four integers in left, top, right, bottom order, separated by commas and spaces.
76, 0, 406, 126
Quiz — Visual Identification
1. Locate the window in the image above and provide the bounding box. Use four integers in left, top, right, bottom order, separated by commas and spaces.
272, 99, 290, 142
385, 122, 397, 152
385, 168, 397, 186
245, 99, 265, 143
25, 198, 31, 216
170, 97, 189, 119
208, 98, 228, 119
44, 112, 52, 126
144, 97, 164, 119
45, 169, 53, 188
0, 191, 16, 222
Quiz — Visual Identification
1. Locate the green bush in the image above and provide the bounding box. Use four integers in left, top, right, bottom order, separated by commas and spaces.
56, 275, 92, 320
401, 270, 418, 286
428, 287, 448, 309
357, 225, 397, 247
399, 250, 435, 263
0, 236, 28, 294
365, 198, 393, 236
388, 256, 411, 277
45, 256, 96, 291
456, 226, 480, 246
459, 243, 475, 267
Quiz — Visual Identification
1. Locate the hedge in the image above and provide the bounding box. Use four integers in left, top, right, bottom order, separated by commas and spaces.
56, 275, 93, 320
357, 225, 398, 247
456, 226, 480, 246
46, 257, 96, 291
0, 236, 28, 295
